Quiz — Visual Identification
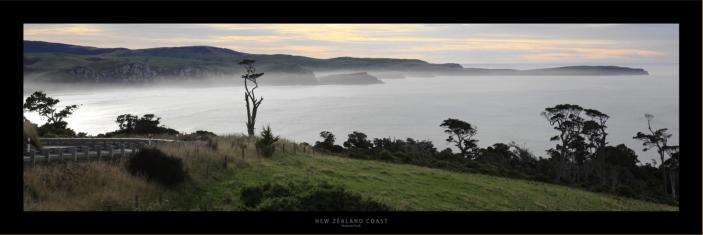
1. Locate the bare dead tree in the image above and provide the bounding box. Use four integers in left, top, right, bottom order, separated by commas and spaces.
238, 59, 264, 136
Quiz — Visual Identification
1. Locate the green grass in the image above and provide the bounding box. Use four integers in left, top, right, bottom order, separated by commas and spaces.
24, 136, 677, 211
155, 137, 677, 211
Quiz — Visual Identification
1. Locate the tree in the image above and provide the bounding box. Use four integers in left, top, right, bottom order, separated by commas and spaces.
256, 125, 279, 157
111, 113, 178, 136
582, 109, 610, 154
595, 144, 639, 169
116, 114, 138, 131
542, 104, 587, 181
239, 59, 265, 136
633, 114, 676, 198
440, 118, 478, 158
314, 131, 337, 151
477, 143, 513, 164
24, 91, 79, 126
343, 131, 372, 149
24, 91, 79, 137
661, 146, 679, 200
136, 114, 162, 133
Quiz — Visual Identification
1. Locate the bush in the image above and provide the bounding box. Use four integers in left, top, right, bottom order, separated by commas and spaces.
179, 130, 217, 141
240, 181, 391, 211
256, 125, 279, 158
126, 148, 186, 186
298, 183, 391, 211
23, 118, 42, 150
38, 122, 76, 137
376, 150, 396, 162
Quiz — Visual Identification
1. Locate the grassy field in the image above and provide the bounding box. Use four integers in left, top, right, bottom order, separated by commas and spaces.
23, 136, 677, 211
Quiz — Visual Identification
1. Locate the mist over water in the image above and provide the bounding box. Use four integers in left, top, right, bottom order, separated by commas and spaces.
23, 64, 678, 164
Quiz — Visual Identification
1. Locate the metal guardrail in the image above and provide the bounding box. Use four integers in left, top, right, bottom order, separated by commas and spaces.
38, 137, 176, 145
24, 138, 177, 166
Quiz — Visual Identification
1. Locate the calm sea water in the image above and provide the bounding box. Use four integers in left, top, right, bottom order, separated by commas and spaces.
24, 65, 679, 164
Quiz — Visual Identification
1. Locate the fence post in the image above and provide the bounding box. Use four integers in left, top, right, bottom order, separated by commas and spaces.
109, 145, 114, 160
72, 147, 77, 161
282, 144, 285, 153
58, 148, 64, 162
46, 149, 51, 163
241, 145, 245, 160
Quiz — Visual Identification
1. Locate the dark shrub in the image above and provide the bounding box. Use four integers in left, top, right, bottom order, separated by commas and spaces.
347, 148, 371, 159
38, 122, 76, 137
331, 145, 345, 153
240, 182, 391, 211
376, 150, 396, 162
256, 125, 279, 157
298, 183, 391, 211
241, 184, 266, 207
126, 148, 186, 186
179, 130, 217, 141
257, 197, 300, 211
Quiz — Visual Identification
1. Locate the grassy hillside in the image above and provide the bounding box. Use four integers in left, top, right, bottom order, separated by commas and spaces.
23, 136, 677, 211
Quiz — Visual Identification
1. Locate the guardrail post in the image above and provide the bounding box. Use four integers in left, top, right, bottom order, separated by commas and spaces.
120, 144, 125, 161
72, 147, 77, 161
97, 146, 102, 162
46, 149, 51, 163
109, 146, 114, 160
30, 150, 36, 166
58, 148, 64, 162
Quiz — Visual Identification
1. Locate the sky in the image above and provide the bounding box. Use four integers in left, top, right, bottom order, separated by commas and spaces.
23, 24, 678, 66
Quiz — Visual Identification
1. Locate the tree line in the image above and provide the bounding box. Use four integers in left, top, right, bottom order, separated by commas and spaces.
311, 104, 679, 205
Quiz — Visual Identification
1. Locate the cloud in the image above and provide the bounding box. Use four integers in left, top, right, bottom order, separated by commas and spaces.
583, 24, 624, 28
24, 24, 105, 37
22, 24, 676, 64
521, 48, 664, 62
408, 38, 614, 52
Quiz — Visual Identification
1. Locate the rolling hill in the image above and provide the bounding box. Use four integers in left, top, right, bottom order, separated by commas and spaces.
24, 136, 676, 211
24, 40, 649, 85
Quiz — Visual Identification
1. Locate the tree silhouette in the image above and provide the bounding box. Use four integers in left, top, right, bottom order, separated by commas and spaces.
440, 118, 478, 158
116, 114, 138, 131
633, 114, 677, 198
583, 108, 609, 153
542, 104, 587, 182
24, 91, 80, 136
24, 91, 79, 127
343, 131, 372, 149
239, 59, 265, 136
315, 131, 336, 150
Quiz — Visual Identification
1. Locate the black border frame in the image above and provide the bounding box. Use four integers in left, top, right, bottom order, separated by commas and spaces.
2, 1, 700, 233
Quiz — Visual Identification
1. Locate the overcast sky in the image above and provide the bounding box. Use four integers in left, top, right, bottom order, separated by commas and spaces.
23, 24, 678, 66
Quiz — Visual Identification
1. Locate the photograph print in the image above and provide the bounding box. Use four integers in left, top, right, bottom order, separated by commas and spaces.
22, 23, 680, 212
